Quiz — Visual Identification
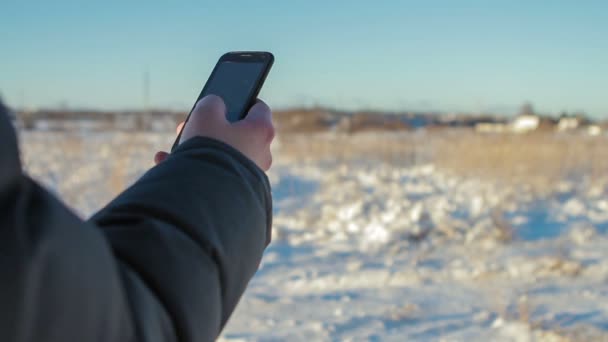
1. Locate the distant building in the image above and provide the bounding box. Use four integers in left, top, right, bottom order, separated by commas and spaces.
13, 110, 184, 132
587, 125, 602, 136
557, 117, 580, 131
511, 114, 539, 133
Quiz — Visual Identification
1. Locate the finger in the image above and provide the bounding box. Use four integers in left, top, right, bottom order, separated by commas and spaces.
181, 95, 227, 143
244, 99, 272, 124
176, 121, 185, 135
236, 99, 275, 143
262, 149, 273, 171
191, 95, 227, 125
154, 151, 169, 165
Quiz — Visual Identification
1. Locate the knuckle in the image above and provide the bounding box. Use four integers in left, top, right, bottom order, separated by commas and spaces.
247, 119, 274, 143
262, 154, 272, 170
265, 122, 276, 142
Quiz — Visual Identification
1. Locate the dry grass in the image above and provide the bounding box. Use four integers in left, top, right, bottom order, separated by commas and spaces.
21, 128, 608, 215
276, 132, 422, 164
433, 131, 608, 192
277, 129, 608, 192
19, 131, 172, 216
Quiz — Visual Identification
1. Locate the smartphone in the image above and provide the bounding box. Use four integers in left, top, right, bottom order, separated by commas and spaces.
171, 51, 274, 151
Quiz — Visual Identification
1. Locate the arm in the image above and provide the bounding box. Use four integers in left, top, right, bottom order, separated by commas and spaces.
0, 96, 273, 342
0, 103, 134, 341
91, 136, 272, 341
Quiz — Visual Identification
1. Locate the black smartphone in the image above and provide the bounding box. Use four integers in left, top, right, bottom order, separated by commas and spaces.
171, 51, 274, 152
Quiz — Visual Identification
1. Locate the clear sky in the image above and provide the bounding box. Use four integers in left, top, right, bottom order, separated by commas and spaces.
1, 1, 607, 117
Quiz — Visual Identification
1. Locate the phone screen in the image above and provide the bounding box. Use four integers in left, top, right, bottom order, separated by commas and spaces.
200, 61, 266, 122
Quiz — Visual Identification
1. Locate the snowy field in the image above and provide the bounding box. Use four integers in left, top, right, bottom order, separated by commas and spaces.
19, 130, 608, 341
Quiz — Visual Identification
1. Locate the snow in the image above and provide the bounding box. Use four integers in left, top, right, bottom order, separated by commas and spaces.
18, 130, 608, 341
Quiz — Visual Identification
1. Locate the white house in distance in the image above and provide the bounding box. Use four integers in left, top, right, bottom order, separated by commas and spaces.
475, 114, 540, 134
557, 117, 580, 131
587, 125, 602, 136
511, 114, 540, 133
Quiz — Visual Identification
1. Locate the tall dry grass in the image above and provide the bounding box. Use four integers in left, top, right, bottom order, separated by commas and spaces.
277, 129, 608, 193
276, 132, 423, 165
19, 131, 173, 216
20, 128, 608, 216
433, 131, 608, 190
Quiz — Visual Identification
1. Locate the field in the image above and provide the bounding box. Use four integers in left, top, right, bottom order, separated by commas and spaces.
19, 128, 608, 341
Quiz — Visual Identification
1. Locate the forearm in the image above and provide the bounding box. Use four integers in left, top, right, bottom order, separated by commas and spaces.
91, 136, 272, 339
1, 96, 272, 340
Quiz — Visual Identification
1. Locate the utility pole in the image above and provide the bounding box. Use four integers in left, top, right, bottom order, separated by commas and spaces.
140, 69, 150, 130
20, 89, 25, 111
143, 69, 150, 113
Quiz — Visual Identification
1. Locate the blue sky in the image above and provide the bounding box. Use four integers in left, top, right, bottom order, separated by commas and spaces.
1, 1, 607, 116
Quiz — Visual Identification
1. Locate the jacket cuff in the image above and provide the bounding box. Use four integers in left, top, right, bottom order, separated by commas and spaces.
170, 136, 273, 245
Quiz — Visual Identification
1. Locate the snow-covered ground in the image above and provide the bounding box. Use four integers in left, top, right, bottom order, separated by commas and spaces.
19, 131, 608, 341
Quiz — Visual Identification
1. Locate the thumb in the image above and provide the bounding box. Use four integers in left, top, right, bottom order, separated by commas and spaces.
181, 95, 227, 144
189, 95, 227, 125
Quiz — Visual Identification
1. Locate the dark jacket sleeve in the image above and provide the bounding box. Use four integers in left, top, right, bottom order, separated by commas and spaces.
0, 103, 272, 342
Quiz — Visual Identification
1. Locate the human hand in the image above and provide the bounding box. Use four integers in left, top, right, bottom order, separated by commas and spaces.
154, 95, 275, 171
